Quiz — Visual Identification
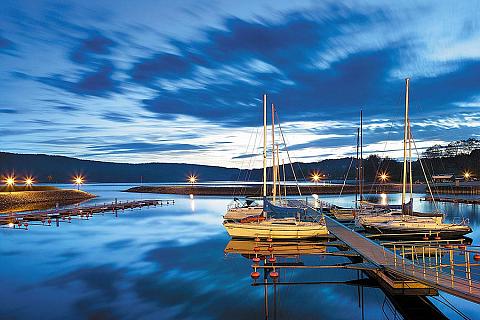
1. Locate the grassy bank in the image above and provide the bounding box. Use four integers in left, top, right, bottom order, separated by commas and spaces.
0, 189, 96, 213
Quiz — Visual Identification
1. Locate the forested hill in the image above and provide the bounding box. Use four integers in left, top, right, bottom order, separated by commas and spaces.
1, 150, 478, 183
0, 152, 240, 183
0, 152, 352, 183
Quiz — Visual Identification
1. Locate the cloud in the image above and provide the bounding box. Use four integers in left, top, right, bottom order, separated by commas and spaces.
0, 108, 18, 114
38, 60, 121, 97
88, 142, 207, 154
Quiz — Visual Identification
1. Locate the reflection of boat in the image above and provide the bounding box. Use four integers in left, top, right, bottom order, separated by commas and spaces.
223, 95, 328, 239
224, 239, 327, 256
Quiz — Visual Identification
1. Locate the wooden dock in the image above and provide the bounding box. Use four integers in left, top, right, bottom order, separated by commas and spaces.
422, 196, 480, 204
322, 213, 480, 304
0, 199, 175, 228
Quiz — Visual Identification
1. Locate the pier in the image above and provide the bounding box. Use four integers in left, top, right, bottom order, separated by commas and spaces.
322, 213, 480, 304
422, 195, 480, 205
0, 199, 175, 228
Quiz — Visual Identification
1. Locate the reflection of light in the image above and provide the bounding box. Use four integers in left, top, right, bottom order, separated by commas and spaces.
189, 194, 194, 199
312, 194, 318, 200
380, 193, 387, 205
8, 222, 14, 228
190, 199, 196, 212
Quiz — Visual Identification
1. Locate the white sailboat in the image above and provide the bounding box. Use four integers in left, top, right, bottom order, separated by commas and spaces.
223, 94, 328, 239
359, 78, 471, 239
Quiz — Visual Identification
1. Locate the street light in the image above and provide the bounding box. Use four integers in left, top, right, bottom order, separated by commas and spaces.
310, 172, 321, 185
73, 175, 84, 190
378, 171, 389, 183
5, 176, 15, 187
24, 177, 34, 187
463, 171, 472, 181
188, 175, 197, 184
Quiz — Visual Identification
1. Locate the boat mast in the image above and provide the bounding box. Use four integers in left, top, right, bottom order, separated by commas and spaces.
402, 78, 410, 211
355, 127, 359, 210
360, 109, 363, 203
276, 144, 280, 201
408, 119, 413, 202
263, 94, 267, 199
282, 158, 287, 199
272, 103, 276, 203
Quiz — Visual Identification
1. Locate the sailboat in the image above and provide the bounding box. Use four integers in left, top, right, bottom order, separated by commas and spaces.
359, 79, 472, 239
223, 94, 329, 239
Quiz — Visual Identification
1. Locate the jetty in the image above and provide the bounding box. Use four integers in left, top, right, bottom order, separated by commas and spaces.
125, 183, 424, 196
422, 196, 480, 205
323, 209, 480, 304
0, 199, 174, 229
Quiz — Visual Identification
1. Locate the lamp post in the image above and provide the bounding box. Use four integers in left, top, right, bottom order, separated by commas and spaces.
73, 176, 84, 190
463, 171, 471, 181
311, 172, 321, 185
24, 177, 34, 188
5, 176, 15, 193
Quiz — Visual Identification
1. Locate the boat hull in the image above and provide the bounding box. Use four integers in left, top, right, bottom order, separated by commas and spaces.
362, 224, 472, 240
223, 221, 329, 239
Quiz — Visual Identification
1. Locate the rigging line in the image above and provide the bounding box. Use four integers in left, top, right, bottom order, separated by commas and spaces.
233, 125, 258, 196
369, 119, 397, 195
411, 131, 439, 212
274, 109, 314, 196
337, 134, 357, 200
274, 110, 302, 196
242, 126, 261, 196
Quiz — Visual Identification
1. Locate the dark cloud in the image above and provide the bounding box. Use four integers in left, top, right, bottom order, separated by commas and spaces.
70, 31, 116, 65
89, 142, 207, 153
0, 33, 15, 54
102, 112, 134, 123
38, 60, 120, 97
0, 108, 18, 114
128, 10, 480, 131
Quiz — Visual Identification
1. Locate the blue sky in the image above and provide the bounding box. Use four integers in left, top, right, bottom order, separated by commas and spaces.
1, 0, 479, 166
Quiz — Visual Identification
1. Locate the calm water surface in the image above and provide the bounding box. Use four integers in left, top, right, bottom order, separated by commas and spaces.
1, 184, 479, 319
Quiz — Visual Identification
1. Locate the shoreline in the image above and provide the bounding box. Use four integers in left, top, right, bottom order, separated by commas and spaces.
124, 183, 427, 196
0, 189, 96, 213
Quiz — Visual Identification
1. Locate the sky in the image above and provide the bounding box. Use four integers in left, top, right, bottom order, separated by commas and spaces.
1, 0, 480, 167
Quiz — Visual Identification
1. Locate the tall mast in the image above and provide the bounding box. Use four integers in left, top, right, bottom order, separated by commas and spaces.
282, 158, 287, 199
276, 144, 280, 201
408, 119, 413, 202
402, 78, 410, 208
360, 109, 363, 203
355, 127, 359, 210
263, 94, 267, 198
272, 103, 276, 202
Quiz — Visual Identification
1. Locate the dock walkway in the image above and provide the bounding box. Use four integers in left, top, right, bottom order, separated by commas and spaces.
322, 213, 480, 304
0, 199, 175, 227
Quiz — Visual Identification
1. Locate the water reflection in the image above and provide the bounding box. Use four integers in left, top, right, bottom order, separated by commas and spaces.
224, 239, 450, 320
0, 186, 479, 319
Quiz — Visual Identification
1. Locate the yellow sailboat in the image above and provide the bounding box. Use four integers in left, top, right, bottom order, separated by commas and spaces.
223, 94, 328, 240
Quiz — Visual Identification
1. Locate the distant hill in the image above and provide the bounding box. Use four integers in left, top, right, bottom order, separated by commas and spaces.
0, 152, 240, 183
1, 150, 478, 183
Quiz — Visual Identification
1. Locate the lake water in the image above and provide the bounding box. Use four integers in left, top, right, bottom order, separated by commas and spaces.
1, 183, 479, 319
